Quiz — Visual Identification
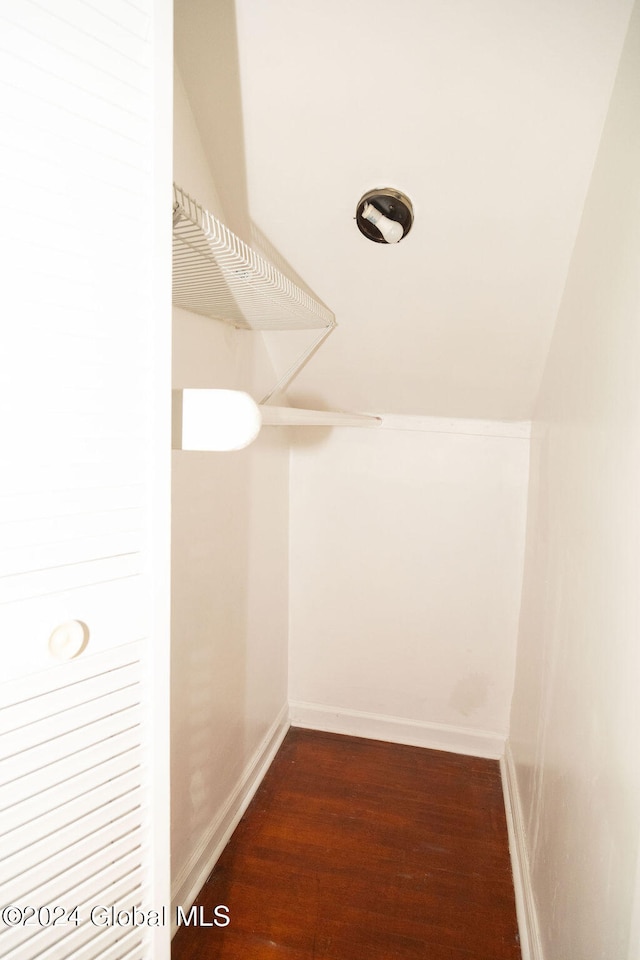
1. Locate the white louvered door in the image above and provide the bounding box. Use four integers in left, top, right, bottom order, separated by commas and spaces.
0, 643, 149, 960
0, 2, 171, 959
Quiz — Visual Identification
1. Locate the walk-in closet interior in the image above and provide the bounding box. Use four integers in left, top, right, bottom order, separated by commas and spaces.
1, 1, 639, 958
171, 2, 640, 957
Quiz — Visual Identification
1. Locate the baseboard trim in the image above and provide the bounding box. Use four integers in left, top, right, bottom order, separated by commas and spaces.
500, 742, 544, 960
289, 700, 505, 759
170, 702, 290, 935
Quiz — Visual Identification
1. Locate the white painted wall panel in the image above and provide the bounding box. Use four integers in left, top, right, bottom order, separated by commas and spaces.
170, 65, 289, 913
509, 3, 640, 956
289, 420, 529, 753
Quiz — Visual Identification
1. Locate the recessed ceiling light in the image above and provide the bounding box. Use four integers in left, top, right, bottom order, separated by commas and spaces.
356, 188, 414, 244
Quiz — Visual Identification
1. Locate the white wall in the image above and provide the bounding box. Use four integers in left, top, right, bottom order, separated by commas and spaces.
289, 419, 530, 757
170, 66, 289, 912
508, 3, 640, 957
174, 0, 250, 242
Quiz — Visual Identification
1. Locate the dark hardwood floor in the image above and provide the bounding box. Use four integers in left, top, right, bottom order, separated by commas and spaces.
172, 727, 521, 960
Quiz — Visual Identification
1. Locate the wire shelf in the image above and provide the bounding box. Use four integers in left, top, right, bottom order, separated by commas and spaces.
172, 185, 336, 332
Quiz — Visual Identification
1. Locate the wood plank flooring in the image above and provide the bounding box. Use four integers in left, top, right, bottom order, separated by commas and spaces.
171, 728, 521, 960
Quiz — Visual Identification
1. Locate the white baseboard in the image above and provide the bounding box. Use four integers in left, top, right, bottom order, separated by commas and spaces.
500, 742, 544, 960
289, 700, 505, 759
170, 702, 290, 935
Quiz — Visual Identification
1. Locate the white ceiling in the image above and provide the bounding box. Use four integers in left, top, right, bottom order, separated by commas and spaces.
175, 0, 633, 420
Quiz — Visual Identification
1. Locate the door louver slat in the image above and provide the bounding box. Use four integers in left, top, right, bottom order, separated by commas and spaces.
2, 808, 143, 908
0, 684, 141, 757
62, 928, 145, 960
1, 780, 142, 868
0, 747, 141, 835
0, 709, 141, 785
0, 727, 141, 813
1, 856, 143, 956
0, 644, 149, 960
0, 661, 141, 734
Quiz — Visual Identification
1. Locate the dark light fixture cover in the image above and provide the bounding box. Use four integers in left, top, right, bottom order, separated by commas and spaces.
356, 188, 414, 243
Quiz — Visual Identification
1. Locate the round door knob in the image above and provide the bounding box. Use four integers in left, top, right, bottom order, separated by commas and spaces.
48, 620, 89, 660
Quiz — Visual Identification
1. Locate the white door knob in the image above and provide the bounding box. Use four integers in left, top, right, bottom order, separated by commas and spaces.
48, 620, 89, 660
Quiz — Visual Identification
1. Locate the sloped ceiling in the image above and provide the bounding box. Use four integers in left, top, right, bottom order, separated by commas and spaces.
175, 0, 633, 420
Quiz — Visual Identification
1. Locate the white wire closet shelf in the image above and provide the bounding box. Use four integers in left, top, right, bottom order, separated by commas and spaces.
172, 184, 336, 333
